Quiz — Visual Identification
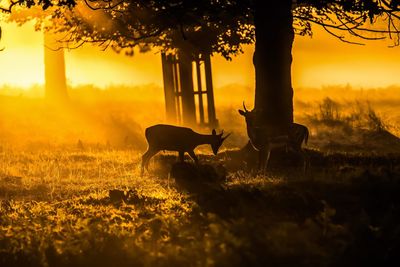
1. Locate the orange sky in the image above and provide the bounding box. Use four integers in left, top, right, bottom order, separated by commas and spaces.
1, 21, 400, 89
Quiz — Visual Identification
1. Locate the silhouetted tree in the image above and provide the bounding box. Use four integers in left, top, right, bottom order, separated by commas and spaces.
3, 0, 400, 129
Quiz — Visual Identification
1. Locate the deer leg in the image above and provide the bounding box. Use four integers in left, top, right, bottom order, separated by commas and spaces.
141, 149, 150, 174
258, 149, 269, 175
141, 148, 158, 174
257, 150, 264, 172
264, 149, 271, 174
301, 149, 310, 174
188, 150, 199, 164
179, 151, 185, 163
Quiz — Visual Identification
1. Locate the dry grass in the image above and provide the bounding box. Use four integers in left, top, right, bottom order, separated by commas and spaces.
0, 84, 400, 266
0, 148, 400, 267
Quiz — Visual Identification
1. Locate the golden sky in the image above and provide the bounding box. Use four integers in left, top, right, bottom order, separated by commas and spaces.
1, 21, 400, 89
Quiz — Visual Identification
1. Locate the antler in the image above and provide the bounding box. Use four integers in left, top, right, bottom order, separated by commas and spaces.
222, 132, 231, 141
243, 101, 248, 112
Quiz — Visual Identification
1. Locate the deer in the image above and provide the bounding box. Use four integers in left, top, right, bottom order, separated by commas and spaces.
141, 124, 230, 174
238, 102, 309, 174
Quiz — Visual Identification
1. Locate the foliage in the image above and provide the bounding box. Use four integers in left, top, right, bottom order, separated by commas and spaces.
317, 97, 342, 124
4, 1, 400, 58
0, 0, 76, 13
365, 105, 387, 132
313, 98, 391, 132
303, 98, 400, 154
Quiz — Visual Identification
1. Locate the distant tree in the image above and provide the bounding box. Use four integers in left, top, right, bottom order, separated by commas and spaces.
3, 0, 400, 129
1, 1, 74, 102
44, 31, 69, 102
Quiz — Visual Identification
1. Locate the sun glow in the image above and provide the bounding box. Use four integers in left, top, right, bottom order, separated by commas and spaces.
1, 21, 400, 91
0, 22, 45, 87
1, 46, 45, 87
292, 26, 400, 88
0, 22, 164, 89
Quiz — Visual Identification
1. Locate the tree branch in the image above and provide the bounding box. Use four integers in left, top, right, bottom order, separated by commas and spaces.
83, 0, 125, 11
0, 0, 23, 13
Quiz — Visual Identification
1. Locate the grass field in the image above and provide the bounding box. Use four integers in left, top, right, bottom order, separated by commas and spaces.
1, 147, 400, 267
1, 85, 400, 266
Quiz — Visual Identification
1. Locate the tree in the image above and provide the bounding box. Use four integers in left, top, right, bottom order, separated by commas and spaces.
2, 6, 70, 102
1, 2, 73, 103
3, 0, 400, 129
44, 31, 69, 102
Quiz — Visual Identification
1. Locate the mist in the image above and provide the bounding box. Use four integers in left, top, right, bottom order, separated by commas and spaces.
1, 83, 399, 152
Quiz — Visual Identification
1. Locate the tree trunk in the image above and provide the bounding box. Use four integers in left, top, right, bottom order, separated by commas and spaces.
253, 0, 294, 130
44, 32, 68, 102
178, 49, 196, 126
161, 53, 177, 123
203, 53, 218, 129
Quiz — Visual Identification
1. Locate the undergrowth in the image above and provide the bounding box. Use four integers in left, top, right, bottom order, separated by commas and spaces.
304, 98, 400, 153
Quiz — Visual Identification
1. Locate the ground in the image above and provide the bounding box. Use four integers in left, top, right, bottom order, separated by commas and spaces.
1, 87, 400, 266
1, 147, 400, 267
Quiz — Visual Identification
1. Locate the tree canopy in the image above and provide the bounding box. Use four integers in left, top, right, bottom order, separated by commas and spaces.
3, 1, 400, 58
3, 0, 400, 128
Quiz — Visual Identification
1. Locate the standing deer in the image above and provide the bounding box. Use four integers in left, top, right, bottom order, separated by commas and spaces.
141, 124, 230, 174
238, 102, 309, 173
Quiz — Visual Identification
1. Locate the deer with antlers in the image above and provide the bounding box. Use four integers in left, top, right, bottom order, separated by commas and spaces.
238, 102, 309, 173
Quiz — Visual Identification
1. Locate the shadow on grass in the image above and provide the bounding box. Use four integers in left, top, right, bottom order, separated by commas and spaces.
168, 158, 400, 267
169, 162, 322, 221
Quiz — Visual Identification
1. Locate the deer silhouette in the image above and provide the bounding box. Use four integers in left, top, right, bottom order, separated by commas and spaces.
238, 102, 309, 173
141, 124, 230, 174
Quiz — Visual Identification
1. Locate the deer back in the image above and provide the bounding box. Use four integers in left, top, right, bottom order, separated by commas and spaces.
288, 123, 309, 149
145, 124, 200, 151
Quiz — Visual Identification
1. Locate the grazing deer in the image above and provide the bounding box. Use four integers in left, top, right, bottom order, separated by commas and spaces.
238, 102, 309, 173
141, 124, 230, 174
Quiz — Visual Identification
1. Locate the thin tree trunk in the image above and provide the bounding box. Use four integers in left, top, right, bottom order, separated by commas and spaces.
203, 53, 218, 129
253, 0, 294, 130
44, 32, 68, 102
161, 53, 177, 123
178, 49, 196, 126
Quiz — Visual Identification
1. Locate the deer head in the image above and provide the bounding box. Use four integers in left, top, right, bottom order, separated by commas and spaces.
238, 101, 257, 129
210, 129, 231, 155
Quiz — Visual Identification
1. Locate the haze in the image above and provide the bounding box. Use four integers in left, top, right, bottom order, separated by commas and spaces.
1, 21, 400, 90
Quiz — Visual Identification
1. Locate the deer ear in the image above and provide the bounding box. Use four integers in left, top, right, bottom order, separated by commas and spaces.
238, 110, 245, 116
212, 129, 216, 135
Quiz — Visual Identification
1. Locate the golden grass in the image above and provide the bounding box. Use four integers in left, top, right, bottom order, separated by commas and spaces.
0, 84, 399, 266
0, 145, 399, 267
